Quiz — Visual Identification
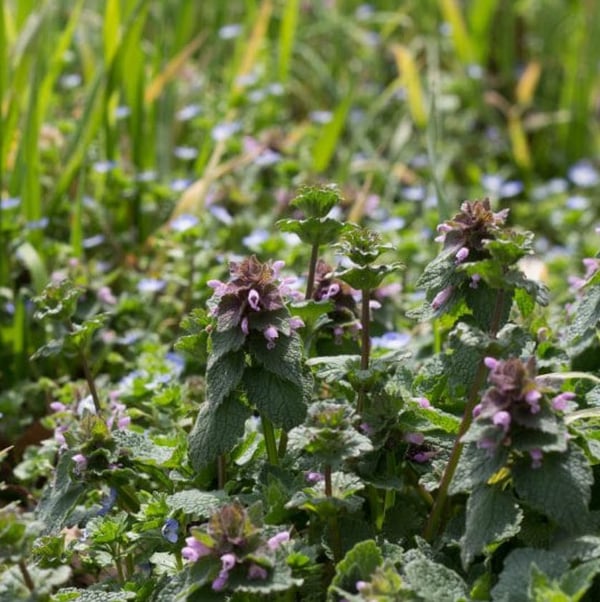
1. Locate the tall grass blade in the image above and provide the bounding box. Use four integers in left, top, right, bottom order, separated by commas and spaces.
312, 93, 352, 173
438, 0, 474, 64
392, 45, 428, 129
278, 0, 300, 82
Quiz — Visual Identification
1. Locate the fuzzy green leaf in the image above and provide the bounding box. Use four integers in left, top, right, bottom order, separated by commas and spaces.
328, 540, 383, 598
210, 327, 245, 361
243, 367, 307, 430
492, 549, 568, 602
449, 442, 509, 494
165, 490, 225, 517
565, 284, 600, 354
206, 350, 245, 405
188, 396, 251, 470
461, 485, 523, 566
36, 453, 85, 535
277, 216, 345, 246
248, 331, 304, 389
403, 554, 467, 602
290, 185, 341, 218
112, 430, 175, 466
513, 446, 592, 533
337, 263, 403, 291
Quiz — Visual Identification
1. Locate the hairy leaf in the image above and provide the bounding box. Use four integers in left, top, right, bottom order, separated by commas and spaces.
461, 485, 523, 566
188, 396, 251, 470
243, 367, 307, 430
206, 350, 245, 405
513, 446, 592, 533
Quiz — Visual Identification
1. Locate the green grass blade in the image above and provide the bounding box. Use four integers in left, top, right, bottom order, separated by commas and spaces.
312, 92, 353, 173
278, 0, 300, 82
104, 0, 121, 65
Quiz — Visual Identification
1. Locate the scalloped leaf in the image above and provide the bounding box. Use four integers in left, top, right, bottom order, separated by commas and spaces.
206, 350, 245, 405
188, 396, 251, 470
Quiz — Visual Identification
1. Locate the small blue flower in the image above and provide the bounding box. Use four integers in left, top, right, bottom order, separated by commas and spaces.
82, 234, 105, 249
218, 23, 242, 40
211, 121, 241, 142
0, 197, 20, 210
170, 213, 199, 232
98, 488, 117, 516
176, 104, 202, 121
568, 160, 599, 188
161, 518, 180, 543
138, 278, 166, 294
173, 146, 198, 160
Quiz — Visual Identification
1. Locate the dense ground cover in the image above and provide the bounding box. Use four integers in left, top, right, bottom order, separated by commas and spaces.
2, 1, 600, 600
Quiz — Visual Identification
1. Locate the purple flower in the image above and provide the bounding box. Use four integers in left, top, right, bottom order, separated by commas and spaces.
552, 392, 576, 411
484, 357, 500, 370
530, 448, 543, 469
263, 325, 279, 349
50, 401, 67, 412
455, 246, 469, 264
305, 471, 324, 484
98, 286, 117, 305
289, 316, 305, 331
72, 453, 87, 473
524, 389, 542, 414
181, 536, 212, 563
416, 396, 431, 409
431, 286, 454, 310
493, 410, 511, 432
248, 288, 261, 311
212, 553, 237, 591
267, 531, 290, 551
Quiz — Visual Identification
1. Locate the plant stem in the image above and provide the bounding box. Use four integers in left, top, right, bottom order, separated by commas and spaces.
18, 559, 35, 592
357, 287, 371, 413
324, 463, 333, 497
261, 414, 279, 466
423, 289, 507, 541
305, 241, 320, 300
67, 318, 101, 413
217, 454, 226, 489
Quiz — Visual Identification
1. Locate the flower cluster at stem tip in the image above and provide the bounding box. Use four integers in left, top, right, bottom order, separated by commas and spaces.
207, 255, 304, 349
472, 356, 575, 466
180, 502, 290, 592
431, 198, 510, 308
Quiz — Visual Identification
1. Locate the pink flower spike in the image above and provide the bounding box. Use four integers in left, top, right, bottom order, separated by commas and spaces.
552, 392, 576, 411
455, 246, 469, 263
493, 410, 511, 432
248, 289, 260, 311
267, 531, 290, 551
117, 415, 131, 430
484, 357, 499, 370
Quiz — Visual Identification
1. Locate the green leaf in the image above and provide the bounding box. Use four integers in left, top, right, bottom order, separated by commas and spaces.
289, 299, 335, 324
165, 490, 225, 517
414, 248, 457, 294
290, 185, 342, 218
461, 485, 523, 566
243, 368, 307, 430
464, 283, 512, 332
277, 216, 345, 247
112, 430, 175, 466
36, 453, 85, 535
513, 446, 592, 533
248, 332, 304, 389
492, 549, 568, 602
337, 263, 403, 291
328, 540, 383, 598
449, 442, 509, 494
188, 396, 251, 470
559, 559, 600, 600
403, 555, 467, 602
529, 566, 571, 602
228, 563, 303, 595
206, 350, 245, 405
210, 327, 245, 361
565, 284, 600, 354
